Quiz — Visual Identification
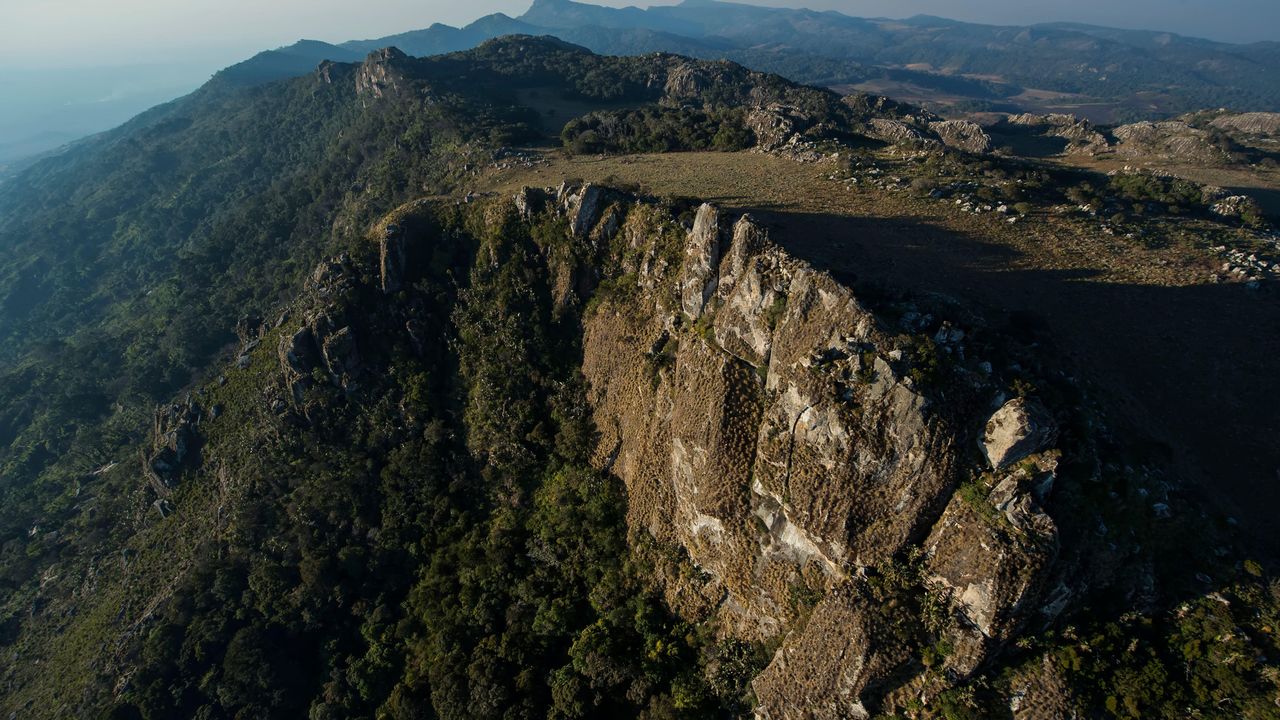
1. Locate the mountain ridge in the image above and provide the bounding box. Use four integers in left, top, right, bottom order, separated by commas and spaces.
9, 0, 1280, 164
0, 22, 1279, 720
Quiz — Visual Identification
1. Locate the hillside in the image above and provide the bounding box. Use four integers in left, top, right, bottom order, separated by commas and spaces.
0, 35, 1278, 720
5, 178, 1278, 718
0, 41, 931, 709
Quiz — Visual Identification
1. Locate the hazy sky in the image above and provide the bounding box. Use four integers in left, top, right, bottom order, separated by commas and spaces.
2, 0, 1279, 68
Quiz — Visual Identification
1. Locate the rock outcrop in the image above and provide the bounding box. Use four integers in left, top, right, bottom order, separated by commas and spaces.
753, 586, 909, 720
355, 47, 409, 99
556, 182, 606, 238
571, 193, 1063, 715
930, 120, 994, 154
379, 223, 406, 293
1208, 111, 1280, 138
678, 204, 722, 319
746, 104, 811, 151
1111, 121, 1234, 163
143, 398, 202, 496
924, 453, 1059, 677
276, 256, 366, 405
866, 118, 926, 144
1006, 113, 1110, 154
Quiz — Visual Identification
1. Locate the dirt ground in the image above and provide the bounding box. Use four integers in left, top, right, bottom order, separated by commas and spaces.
472, 150, 1280, 554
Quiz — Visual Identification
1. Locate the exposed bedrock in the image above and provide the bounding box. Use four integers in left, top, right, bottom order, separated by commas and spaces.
574, 196, 1063, 716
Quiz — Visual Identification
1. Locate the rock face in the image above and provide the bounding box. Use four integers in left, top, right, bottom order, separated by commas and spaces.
569, 195, 1067, 717
355, 47, 409, 98
930, 120, 994, 154
981, 397, 1057, 469
586, 207, 960, 629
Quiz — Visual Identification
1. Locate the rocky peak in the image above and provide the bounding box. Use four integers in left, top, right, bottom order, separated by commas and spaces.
356, 47, 410, 98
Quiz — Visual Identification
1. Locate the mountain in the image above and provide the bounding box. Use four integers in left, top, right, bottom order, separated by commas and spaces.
516, 0, 1280, 119
1, 33, 1279, 720
216, 39, 362, 86
9, 0, 1280, 167
211, 0, 1280, 122
341, 15, 541, 57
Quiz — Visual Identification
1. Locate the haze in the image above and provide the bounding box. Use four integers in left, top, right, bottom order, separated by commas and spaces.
2, 0, 1279, 167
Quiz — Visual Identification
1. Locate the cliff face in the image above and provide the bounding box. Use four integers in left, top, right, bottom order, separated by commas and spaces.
572, 192, 1062, 716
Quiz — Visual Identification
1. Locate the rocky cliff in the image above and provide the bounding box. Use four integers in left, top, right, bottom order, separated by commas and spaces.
564, 189, 1064, 716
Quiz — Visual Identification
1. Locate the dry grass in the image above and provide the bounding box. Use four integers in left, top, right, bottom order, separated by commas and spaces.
474, 149, 1219, 287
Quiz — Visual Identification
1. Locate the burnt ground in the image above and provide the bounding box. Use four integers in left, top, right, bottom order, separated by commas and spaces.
477, 150, 1280, 555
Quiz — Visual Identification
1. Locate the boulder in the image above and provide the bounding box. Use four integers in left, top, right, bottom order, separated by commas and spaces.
981, 397, 1057, 469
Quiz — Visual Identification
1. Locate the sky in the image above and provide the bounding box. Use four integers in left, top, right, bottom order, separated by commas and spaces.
2, 0, 1279, 68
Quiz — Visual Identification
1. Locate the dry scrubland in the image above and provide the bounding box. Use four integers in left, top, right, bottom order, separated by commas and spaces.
477, 149, 1280, 548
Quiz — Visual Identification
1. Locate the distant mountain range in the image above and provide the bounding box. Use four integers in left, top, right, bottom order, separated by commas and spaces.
6, 0, 1280, 164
